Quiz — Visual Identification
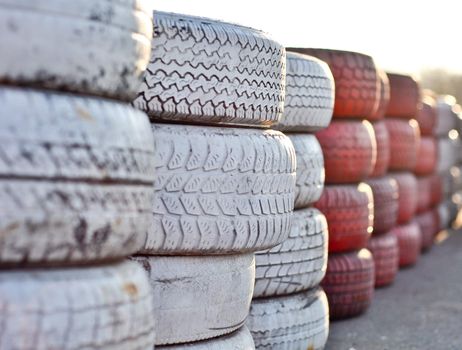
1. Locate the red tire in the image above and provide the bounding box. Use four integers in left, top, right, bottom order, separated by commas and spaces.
287, 48, 379, 120
316, 120, 376, 183
370, 69, 390, 120
321, 249, 375, 319
370, 120, 390, 177
385, 118, 420, 171
366, 176, 399, 234
416, 176, 432, 214
391, 221, 422, 267
415, 97, 437, 136
391, 172, 418, 224
415, 209, 439, 252
367, 231, 399, 287
414, 137, 437, 175
386, 73, 420, 118
314, 184, 373, 253
429, 173, 443, 206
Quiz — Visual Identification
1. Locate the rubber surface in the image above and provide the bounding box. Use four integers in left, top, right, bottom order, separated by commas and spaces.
367, 231, 399, 287
391, 221, 422, 267
316, 120, 376, 184
371, 69, 390, 120
134, 254, 255, 345
248, 288, 329, 350
414, 136, 437, 175
430, 173, 444, 206
254, 208, 328, 298
391, 172, 418, 224
385, 118, 420, 171
134, 11, 286, 127
366, 176, 399, 234
435, 95, 458, 137
437, 137, 458, 173
386, 73, 420, 118
275, 52, 334, 132
415, 209, 439, 251
415, 97, 437, 136
370, 120, 390, 177
286, 48, 379, 119
321, 249, 375, 319
0, 261, 155, 349
416, 176, 432, 214
314, 183, 373, 253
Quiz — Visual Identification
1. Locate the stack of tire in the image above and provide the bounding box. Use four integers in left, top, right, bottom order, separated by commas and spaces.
385, 73, 423, 268
246, 52, 334, 349
0, 1, 158, 348
287, 48, 378, 320
131, 12, 296, 349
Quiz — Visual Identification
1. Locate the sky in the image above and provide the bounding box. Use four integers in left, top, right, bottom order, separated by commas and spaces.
153, 0, 461, 77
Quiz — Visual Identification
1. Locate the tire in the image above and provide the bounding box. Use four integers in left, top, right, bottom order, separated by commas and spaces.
370, 120, 390, 177
416, 176, 432, 214
391, 172, 418, 224
157, 327, 255, 350
288, 134, 324, 208
385, 118, 420, 171
247, 288, 329, 350
0, 87, 155, 265
415, 209, 439, 251
414, 136, 437, 175
0, 261, 155, 349
415, 97, 437, 136
367, 231, 399, 287
365, 176, 399, 234
142, 123, 296, 255
370, 69, 390, 120
274, 52, 334, 132
437, 137, 458, 173
316, 120, 376, 183
253, 208, 328, 298
430, 173, 443, 206
385, 73, 420, 118
286, 48, 379, 120
437, 201, 451, 230
314, 184, 373, 253
391, 221, 422, 267
435, 96, 458, 137
133, 254, 255, 345
321, 249, 375, 319
134, 11, 285, 127
0, 0, 152, 101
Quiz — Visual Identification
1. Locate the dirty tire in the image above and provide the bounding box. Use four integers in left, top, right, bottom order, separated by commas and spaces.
247, 288, 329, 350
288, 134, 325, 208
370, 69, 390, 120
415, 97, 437, 136
316, 120, 376, 183
274, 52, 334, 132
0, 261, 155, 349
435, 96, 458, 137
370, 120, 390, 177
142, 123, 296, 255
254, 208, 328, 298
366, 176, 399, 234
414, 137, 437, 175
133, 254, 254, 345
134, 11, 285, 127
0, 0, 152, 100
391, 172, 418, 224
385, 118, 420, 171
367, 231, 399, 287
314, 184, 373, 253
437, 137, 459, 173
321, 249, 375, 319
416, 176, 432, 214
430, 173, 444, 206
415, 209, 439, 251
287, 48, 379, 119
391, 221, 421, 267
0, 87, 155, 265
385, 73, 420, 118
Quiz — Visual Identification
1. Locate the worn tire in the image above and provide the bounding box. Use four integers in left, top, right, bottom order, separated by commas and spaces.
289, 134, 324, 208
435, 96, 458, 137
314, 184, 373, 253
316, 120, 376, 183
143, 123, 296, 255
366, 176, 399, 234
385, 118, 420, 171
415, 97, 437, 136
386, 73, 420, 118
287, 48, 379, 119
0, 87, 155, 265
134, 11, 285, 127
367, 231, 399, 287
0, 0, 152, 100
0, 261, 155, 349
416, 176, 432, 214
371, 69, 390, 120
391, 172, 418, 224
415, 209, 439, 251
247, 288, 329, 350
370, 120, 390, 177
254, 208, 328, 298
391, 221, 422, 267
321, 249, 375, 319
134, 254, 255, 345
414, 136, 437, 175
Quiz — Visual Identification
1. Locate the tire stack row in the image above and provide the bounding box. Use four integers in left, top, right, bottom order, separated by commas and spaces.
131, 12, 296, 349
0, 1, 158, 348
288, 48, 378, 320
246, 52, 335, 349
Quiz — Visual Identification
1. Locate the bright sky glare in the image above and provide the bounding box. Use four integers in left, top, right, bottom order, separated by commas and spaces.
153, 0, 460, 77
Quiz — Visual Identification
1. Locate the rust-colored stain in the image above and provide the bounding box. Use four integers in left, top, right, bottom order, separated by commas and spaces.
123, 283, 138, 297
307, 345, 314, 350
76, 107, 94, 121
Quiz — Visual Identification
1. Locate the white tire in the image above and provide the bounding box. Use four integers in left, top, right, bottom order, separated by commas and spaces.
435, 96, 458, 137
0, 261, 155, 349
254, 208, 328, 298
247, 288, 329, 350
134, 11, 286, 127
437, 137, 459, 173
275, 52, 334, 132
133, 254, 255, 345
142, 124, 296, 254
